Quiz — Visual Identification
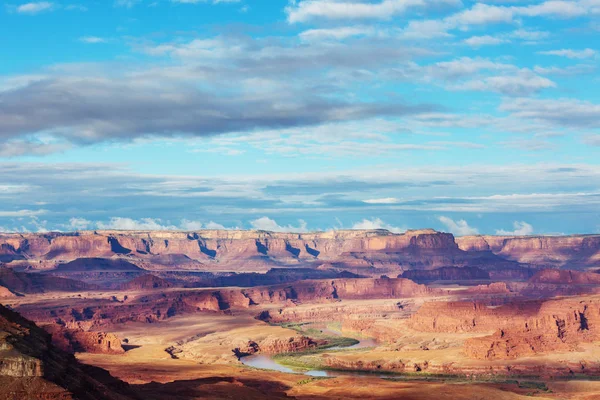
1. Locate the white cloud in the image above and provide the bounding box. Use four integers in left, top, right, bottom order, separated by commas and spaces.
250, 216, 308, 232
0, 209, 47, 217
79, 36, 107, 44
172, 0, 240, 3
496, 221, 534, 235
299, 26, 374, 41
363, 198, 400, 204
67, 217, 92, 230
500, 97, 600, 129
93, 217, 233, 231
438, 216, 479, 236
351, 218, 404, 233
537, 48, 597, 59
179, 219, 204, 230
97, 217, 177, 231
583, 134, 600, 146
454, 70, 556, 96
464, 35, 507, 47
401, 1, 596, 39
204, 221, 228, 230
16, 2, 53, 14
286, 0, 462, 23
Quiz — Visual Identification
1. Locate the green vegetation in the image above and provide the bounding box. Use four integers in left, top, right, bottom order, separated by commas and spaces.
296, 377, 329, 386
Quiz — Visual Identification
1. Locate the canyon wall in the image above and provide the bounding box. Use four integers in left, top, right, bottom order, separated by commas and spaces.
457, 235, 600, 269
0, 229, 530, 274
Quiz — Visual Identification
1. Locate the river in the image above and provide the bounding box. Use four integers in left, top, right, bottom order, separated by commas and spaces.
240, 330, 382, 377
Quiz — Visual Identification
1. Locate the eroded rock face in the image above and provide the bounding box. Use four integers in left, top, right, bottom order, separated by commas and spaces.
0, 285, 16, 298
0, 268, 96, 294
464, 298, 600, 360
409, 297, 600, 360
0, 304, 139, 399
0, 229, 533, 274
457, 235, 600, 269
245, 278, 436, 305
44, 325, 124, 355
408, 301, 540, 333
400, 267, 490, 283
120, 274, 172, 290
529, 269, 600, 284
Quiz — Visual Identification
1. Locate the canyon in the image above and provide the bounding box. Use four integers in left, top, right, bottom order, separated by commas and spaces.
2, 228, 600, 399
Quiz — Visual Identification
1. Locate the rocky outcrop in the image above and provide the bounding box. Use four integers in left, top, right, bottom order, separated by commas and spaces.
0, 268, 96, 293
0, 304, 140, 399
457, 234, 600, 269
44, 325, 124, 354
233, 336, 319, 359
460, 282, 510, 295
245, 278, 436, 305
408, 301, 539, 333
400, 267, 490, 283
0, 285, 16, 298
0, 229, 531, 274
120, 274, 172, 290
464, 298, 600, 360
529, 269, 600, 284
55, 257, 142, 272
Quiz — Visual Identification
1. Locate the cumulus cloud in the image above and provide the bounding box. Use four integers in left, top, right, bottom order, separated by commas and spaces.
0, 33, 438, 152
66, 217, 92, 230
464, 35, 507, 47
250, 217, 308, 232
538, 48, 597, 59
79, 36, 107, 44
438, 216, 479, 236
0, 209, 47, 218
500, 98, 600, 129
496, 221, 534, 235
363, 198, 400, 204
351, 218, 404, 233
299, 27, 374, 41
286, 0, 462, 23
90, 217, 230, 231
400, 1, 597, 39
16, 2, 53, 14
97, 217, 178, 231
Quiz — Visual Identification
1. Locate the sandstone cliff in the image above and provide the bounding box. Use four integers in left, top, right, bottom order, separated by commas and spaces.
0, 229, 531, 274
0, 304, 139, 399
457, 234, 600, 269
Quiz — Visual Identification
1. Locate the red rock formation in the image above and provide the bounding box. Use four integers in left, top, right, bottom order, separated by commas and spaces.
120, 274, 172, 290
0, 229, 530, 274
0, 304, 140, 399
0, 285, 16, 298
460, 282, 510, 295
529, 269, 600, 284
457, 235, 600, 269
400, 267, 490, 283
245, 278, 436, 305
408, 301, 539, 333
465, 298, 600, 360
55, 257, 142, 272
44, 325, 124, 354
0, 267, 96, 293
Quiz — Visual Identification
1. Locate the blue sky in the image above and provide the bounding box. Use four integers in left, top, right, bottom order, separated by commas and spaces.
0, 0, 599, 235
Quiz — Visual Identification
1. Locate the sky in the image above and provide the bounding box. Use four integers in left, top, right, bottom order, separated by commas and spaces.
0, 0, 599, 236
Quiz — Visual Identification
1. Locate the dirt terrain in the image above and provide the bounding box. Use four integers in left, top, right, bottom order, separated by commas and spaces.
3, 228, 600, 399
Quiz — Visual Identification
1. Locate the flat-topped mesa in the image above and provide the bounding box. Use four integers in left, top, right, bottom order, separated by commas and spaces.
465, 297, 600, 360
529, 269, 600, 284
245, 278, 437, 305
0, 229, 463, 268
408, 301, 541, 333
457, 234, 600, 269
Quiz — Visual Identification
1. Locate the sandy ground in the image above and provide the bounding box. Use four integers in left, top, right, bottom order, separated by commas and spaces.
10, 289, 600, 399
